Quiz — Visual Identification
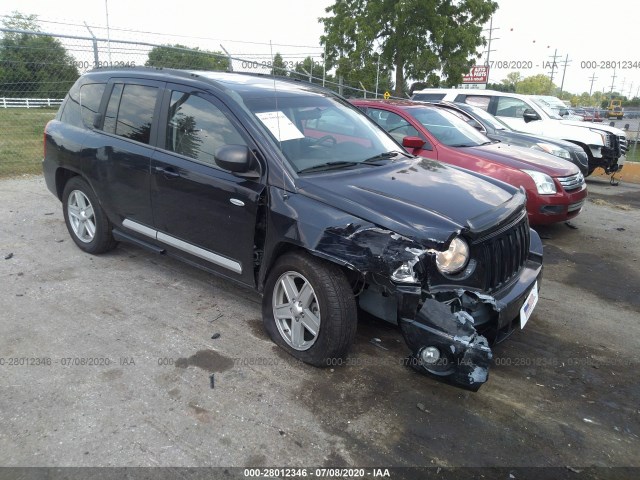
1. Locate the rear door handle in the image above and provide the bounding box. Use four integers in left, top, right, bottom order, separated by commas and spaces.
154, 166, 180, 178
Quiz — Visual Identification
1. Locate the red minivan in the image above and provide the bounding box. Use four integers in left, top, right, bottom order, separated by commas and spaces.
353, 99, 587, 225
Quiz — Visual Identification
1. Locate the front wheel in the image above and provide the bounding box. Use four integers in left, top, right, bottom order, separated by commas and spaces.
62, 176, 117, 254
262, 252, 357, 367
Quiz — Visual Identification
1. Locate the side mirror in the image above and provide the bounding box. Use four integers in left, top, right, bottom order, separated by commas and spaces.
523, 108, 540, 123
402, 136, 426, 149
214, 145, 259, 178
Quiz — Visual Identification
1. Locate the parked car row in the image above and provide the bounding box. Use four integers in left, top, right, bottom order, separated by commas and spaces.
352, 99, 587, 226
44, 68, 546, 392
412, 88, 628, 175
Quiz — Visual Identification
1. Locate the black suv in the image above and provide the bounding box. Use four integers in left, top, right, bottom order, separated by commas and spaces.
43, 68, 543, 390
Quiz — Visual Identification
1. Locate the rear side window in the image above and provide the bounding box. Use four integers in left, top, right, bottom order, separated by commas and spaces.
412, 93, 446, 102
165, 91, 246, 165
461, 95, 490, 110
60, 82, 106, 128
103, 83, 159, 144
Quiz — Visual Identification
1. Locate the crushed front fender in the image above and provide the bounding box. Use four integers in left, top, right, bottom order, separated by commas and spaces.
400, 298, 493, 391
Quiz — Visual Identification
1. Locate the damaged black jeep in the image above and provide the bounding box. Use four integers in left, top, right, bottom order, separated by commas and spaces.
43, 68, 543, 391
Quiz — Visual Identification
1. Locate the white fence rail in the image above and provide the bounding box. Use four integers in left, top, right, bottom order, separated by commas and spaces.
1, 97, 64, 108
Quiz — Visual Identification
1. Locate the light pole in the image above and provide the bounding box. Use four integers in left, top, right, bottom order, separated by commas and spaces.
105, 0, 111, 63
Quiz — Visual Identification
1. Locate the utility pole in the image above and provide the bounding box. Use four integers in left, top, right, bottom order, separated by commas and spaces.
609, 68, 617, 98
220, 44, 233, 72
559, 54, 571, 97
104, 0, 111, 63
548, 49, 561, 93
482, 16, 499, 85
375, 54, 380, 98
83, 22, 100, 68
588, 72, 598, 96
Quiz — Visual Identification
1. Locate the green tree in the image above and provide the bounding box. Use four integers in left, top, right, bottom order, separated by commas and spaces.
145, 44, 229, 70
271, 52, 288, 76
486, 82, 514, 92
0, 12, 79, 97
331, 53, 394, 97
515, 74, 556, 95
320, 0, 497, 97
501, 72, 522, 91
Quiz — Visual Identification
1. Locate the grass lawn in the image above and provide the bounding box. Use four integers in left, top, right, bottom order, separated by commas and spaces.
625, 142, 640, 162
0, 108, 57, 177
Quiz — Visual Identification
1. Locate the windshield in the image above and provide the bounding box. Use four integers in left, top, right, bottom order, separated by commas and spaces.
407, 106, 492, 147
530, 97, 564, 119
239, 93, 400, 173
457, 103, 512, 131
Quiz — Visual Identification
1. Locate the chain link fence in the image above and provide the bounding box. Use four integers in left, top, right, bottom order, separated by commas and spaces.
0, 26, 390, 176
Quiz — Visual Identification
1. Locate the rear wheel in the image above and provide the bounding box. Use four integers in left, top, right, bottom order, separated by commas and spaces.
62, 176, 117, 254
262, 252, 357, 366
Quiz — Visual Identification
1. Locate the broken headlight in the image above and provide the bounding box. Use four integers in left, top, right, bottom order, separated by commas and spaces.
435, 237, 469, 275
391, 247, 425, 283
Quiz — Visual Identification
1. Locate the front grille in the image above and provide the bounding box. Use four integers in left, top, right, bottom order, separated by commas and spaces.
606, 132, 627, 157
478, 216, 530, 291
557, 172, 585, 191
619, 135, 628, 155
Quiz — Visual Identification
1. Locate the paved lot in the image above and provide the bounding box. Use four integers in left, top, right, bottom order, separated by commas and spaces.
0, 175, 639, 472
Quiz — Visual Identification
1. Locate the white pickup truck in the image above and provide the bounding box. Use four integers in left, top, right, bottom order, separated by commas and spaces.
412, 89, 627, 175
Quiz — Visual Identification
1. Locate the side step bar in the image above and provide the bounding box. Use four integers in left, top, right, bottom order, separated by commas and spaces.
112, 228, 166, 255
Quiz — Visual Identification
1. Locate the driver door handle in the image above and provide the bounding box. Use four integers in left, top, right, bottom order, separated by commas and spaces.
154, 166, 180, 179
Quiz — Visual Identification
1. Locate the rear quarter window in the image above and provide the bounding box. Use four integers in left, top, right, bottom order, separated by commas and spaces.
412, 93, 446, 102
59, 82, 106, 129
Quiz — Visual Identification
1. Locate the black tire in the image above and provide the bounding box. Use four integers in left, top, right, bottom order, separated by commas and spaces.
62, 176, 117, 254
262, 252, 357, 367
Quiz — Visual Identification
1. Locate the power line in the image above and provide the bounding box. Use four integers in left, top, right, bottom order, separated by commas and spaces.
3, 15, 324, 49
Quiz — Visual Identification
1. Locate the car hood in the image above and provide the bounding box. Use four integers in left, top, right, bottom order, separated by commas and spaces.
559, 119, 625, 135
295, 158, 523, 246
495, 131, 581, 152
464, 142, 578, 176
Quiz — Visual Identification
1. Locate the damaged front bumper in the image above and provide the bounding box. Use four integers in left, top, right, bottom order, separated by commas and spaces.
398, 254, 543, 391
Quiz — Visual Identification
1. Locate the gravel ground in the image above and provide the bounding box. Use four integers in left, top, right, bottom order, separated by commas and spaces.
0, 175, 638, 476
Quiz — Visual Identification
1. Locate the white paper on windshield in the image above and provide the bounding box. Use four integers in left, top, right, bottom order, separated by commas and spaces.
255, 111, 305, 142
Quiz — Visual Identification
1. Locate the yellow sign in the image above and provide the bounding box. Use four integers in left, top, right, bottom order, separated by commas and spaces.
383, 91, 391, 100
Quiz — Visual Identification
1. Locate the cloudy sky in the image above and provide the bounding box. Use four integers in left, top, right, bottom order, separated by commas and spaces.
2, 0, 638, 96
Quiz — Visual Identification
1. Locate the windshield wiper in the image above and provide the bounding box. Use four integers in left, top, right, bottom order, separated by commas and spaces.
297, 161, 359, 174
362, 150, 410, 164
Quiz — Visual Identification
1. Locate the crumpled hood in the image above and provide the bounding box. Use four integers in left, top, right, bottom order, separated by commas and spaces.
465, 143, 578, 176
295, 158, 522, 246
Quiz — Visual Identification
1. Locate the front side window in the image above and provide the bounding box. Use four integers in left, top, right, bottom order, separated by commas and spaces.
366, 109, 421, 143
103, 83, 158, 144
165, 92, 246, 165
408, 107, 491, 147
495, 97, 531, 119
